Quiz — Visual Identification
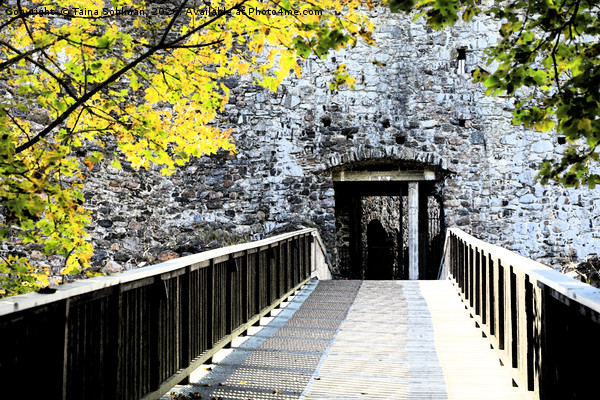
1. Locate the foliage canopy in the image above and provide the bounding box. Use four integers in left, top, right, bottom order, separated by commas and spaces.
0, 0, 374, 296
389, 0, 600, 187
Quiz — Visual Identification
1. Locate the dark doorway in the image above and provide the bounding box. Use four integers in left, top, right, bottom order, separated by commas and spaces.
334, 180, 444, 280
366, 220, 394, 279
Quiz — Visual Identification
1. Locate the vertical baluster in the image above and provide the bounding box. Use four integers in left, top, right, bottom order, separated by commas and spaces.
301, 235, 307, 279
475, 248, 480, 315
510, 267, 518, 369
455, 236, 460, 286
481, 251, 487, 326
462, 239, 467, 293
200, 267, 209, 355
489, 255, 495, 337
181, 268, 191, 371
285, 240, 291, 290
156, 282, 163, 386
498, 261, 505, 351
207, 260, 214, 352
226, 258, 233, 335
305, 235, 311, 278
242, 252, 248, 323
107, 287, 122, 399
469, 244, 474, 307
524, 276, 535, 392
61, 299, 71, 400
449, 233, 454, 279
277, 243, 283, 297
269, 247, 276, 304
254, 250, 260, 313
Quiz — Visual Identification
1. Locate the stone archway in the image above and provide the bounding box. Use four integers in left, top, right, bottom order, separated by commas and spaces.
331, 158, 446, 280
321, 146, 449, 173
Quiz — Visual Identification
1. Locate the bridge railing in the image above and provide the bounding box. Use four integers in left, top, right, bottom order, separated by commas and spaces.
0, 228, 326, 400
445, 228, 600, 400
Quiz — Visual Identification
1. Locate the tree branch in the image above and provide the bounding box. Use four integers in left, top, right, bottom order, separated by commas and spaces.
551, 32, 562, 93
13, 2, 247, 154
0, 41, 52, 72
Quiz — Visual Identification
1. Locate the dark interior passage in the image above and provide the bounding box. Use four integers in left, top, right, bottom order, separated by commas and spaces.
334, 180, 444, 280
366, 219, 394, 279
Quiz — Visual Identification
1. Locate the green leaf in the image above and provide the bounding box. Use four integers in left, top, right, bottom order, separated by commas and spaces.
578, 118, 592, 132
388, 0, 416, 13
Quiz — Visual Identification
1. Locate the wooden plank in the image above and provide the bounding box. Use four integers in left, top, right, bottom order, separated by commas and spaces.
302, 281, 526, 400
419, 281, 526, 400
166, 280, 528, 400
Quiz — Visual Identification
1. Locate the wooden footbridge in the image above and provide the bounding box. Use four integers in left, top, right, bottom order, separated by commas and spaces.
2, 228, 599, 399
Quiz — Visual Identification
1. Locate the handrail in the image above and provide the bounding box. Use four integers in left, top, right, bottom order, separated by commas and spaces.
445, 228, 600, 400
310, 229, 333, 279
0, 228, 318, 400
0, 227, 319, 315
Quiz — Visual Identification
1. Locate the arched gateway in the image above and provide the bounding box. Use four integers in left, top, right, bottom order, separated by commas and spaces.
332, 161, 446, 280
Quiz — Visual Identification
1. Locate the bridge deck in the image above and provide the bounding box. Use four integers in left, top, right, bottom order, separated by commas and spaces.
165, 280, 525, 399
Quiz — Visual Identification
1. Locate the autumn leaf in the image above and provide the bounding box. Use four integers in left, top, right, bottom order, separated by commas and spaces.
0, 0, 374, 297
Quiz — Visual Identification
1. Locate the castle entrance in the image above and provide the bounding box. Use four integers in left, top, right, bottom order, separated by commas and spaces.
333, 169, 444, 280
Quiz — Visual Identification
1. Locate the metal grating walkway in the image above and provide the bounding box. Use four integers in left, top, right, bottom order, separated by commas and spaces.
164, 280, 525, 399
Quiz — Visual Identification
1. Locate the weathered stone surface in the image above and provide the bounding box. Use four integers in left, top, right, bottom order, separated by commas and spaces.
103, 261, 123, 274
58, 5, 600, 277
561, 254, 600, 288
30, 250, 44, 261
157, 250, 179, 262
98, 219, 113, 228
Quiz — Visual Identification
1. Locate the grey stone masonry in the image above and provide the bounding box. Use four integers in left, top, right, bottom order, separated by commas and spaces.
77, 5, 600, 275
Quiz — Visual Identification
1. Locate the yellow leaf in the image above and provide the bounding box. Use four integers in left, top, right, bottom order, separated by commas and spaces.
145, 88, 159, 104
0, 0, 375, 298
578, 118, 592, 132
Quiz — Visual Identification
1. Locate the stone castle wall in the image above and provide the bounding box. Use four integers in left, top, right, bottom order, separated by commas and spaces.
79, 6, 600, 274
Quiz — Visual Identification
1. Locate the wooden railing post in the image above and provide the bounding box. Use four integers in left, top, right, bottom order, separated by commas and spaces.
61, 298, 71, 400
481, 251, 487, 325
242, 251, 248, 323
181, 267, 191, 371
488, 255, 495, 337
107, 287, 123, 399
475, 248, 480, 317
524, 276, 535, 392
278, 243, 284, 297
461, 239, 466, 297
509, 266, 518, 369
452, 234, 457, 279
468, 244, 473, 308
308, 235, 312, 277
253, 248, 260, 316
498, 260, 505, 351
206, 259, 214, 351
149, 278, 161, 391
225, 257, 232, 336
269, 245, 276, 304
